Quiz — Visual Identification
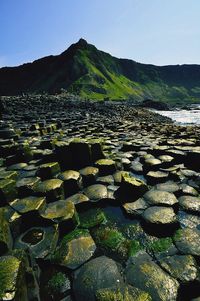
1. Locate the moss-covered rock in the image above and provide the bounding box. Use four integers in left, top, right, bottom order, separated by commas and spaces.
34, 178, 64, 202
0, 178, 17, 205
95, 159, 116, 176
0, 208, 13, 255
84, 184, 108, 202
113, 171, 130, 184
40, 199, 79, 233
80, 166, 99, 186
47, 272, 71, 297
116, 175, 148, 202
125, 253, 179, 301
53, 229, 96, 269
173, 228, 200, 256
159, 254, 199, 283
96, 285, 152, 301
10, 196, 46, 214
0, 255, 28, 301
73, 256, 123, 301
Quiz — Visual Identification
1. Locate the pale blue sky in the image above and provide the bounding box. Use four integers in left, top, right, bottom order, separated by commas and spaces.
0, 0, 200, 67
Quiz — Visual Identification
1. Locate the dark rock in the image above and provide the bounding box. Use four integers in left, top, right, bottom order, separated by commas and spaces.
73, 256, 123, 301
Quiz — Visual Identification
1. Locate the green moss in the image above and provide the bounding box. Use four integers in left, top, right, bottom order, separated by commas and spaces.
96, 287, 152, 301
0, 256, 20, 298
128, 240, 143, 257
61, 228, 89, 244
94, 226, 125, 251
173, 229, 183, 241
47, 272, 67, 293
53, 229, 89, 262
79, 208, 106, 228
96, 288, 127, 301
148, 237, 173, 253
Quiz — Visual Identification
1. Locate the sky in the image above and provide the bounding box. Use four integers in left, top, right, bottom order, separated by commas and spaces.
0, 0, 200, 67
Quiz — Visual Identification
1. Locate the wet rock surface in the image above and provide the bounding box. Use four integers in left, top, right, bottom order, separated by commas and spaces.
0, 96, 200, 300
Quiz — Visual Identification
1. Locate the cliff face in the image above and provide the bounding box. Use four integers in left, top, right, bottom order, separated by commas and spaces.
1, 38, 200, 103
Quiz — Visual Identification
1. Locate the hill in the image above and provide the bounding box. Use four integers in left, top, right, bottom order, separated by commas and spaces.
1, 38, 200, 104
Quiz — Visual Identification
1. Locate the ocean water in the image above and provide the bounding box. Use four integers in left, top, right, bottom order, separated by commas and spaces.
153, 105, 200, 125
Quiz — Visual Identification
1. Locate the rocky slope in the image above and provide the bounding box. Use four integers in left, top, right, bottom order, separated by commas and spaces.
1, 39, 200, 104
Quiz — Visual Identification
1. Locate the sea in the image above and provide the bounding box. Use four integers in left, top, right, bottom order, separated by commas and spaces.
153, 104, 200, 125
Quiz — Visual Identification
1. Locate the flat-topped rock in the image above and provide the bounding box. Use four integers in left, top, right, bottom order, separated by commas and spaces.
125, 253, 179, 301
143, 190, 178, 206
10, 196, 46, 214
155, 181, 179, 193
57, 169, 81, 197
116, 174, 148, 202
34, 178, 64, 202
143, 206, 177, 224
36, 162, 61, 180
84, 184, 108, 202
73, 256, 123, 301
80, 166, 99, 186
16, 177, 40, 197
179, 195, 200, 212
159, 254, 199, 283
173, 228, 200, 256
53, 229, 96, 269
123, 198, 148, 216
95, 159, 116, 175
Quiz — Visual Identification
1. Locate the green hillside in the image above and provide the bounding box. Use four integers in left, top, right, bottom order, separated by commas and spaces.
1, 38, 200, 104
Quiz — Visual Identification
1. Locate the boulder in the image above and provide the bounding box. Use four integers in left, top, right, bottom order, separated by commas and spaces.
159, 254, 199, 283
143, 206, 177, 225
179, 195, 200, 213
84, 184, 108, 202
143, 190, 178, 206
73, 256, 123, 301
125, 253, 179, 301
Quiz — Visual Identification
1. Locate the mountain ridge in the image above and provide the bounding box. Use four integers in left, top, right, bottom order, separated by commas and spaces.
1, 38, 200, 104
